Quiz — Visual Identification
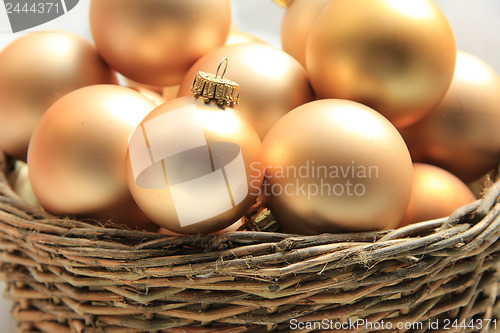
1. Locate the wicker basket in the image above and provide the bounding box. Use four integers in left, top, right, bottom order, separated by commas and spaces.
0, 150, 499, 333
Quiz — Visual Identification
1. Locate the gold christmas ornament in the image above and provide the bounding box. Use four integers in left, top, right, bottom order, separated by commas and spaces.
178, 43, 315, 139
280, 0, 331, 66
262, 99, 413, 235
89, 0, 232, 86
127, 60, 264, 234
399, 163, 475, 227
0, 31, 117, 161
27, 85, 156, 228
306, 0, 456, 127
400, 51, 500, 183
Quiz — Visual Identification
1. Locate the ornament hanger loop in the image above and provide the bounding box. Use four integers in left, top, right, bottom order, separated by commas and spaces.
216, 57, 229, 79
191, 58, 239, 108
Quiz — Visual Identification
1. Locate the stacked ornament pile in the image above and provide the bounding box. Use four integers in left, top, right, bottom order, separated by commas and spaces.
0, 0, 499, 236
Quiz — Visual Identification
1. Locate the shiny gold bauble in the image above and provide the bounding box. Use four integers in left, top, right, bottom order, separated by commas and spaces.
27, 85, 156, 227
399, 51, 500, 183
126, 96, 264, 234
0, 31, 117, 161
178, 43, 315, 139
399, 163, 475, 227
262, 99, 413, 235
306, 0, 456, 127
89, 0, 231, 86
280, 0, 331, 66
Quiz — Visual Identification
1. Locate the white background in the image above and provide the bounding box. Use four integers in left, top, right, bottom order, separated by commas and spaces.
0, 0, 499, 331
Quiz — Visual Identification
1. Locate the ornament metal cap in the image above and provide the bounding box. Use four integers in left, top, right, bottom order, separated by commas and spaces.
191, 58, 239, 108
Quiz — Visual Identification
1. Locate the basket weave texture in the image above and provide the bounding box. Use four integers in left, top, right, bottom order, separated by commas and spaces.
0, 150, 499, 333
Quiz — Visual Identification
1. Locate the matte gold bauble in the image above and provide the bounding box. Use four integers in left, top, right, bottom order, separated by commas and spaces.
0, 31, 117, 161
89, 0, 231, 86
399, 51, 500, 183
126, 92, 264, 234
27, 85, 156, 227
178, 43, 315, 139
306, 0, 456, 127
399, 163, 475, 227
280, 0, 331, 66
262, 99, 412, 235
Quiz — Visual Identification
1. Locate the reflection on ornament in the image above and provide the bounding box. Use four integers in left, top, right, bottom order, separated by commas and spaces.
280, 0, 331, 66
89, 0, 232, 86
306, 0, 456, 127
0, 30, 117, 161
399, 163, 475, 227
127, 62, 264, 234
27, 85, 155, 227
399, 51, 500, 183
262, 99, 412, 235
129, 105, 248, 228
178, 43, 315, 139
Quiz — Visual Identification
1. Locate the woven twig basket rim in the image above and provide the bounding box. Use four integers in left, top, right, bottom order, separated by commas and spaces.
0, 150, 499, 332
